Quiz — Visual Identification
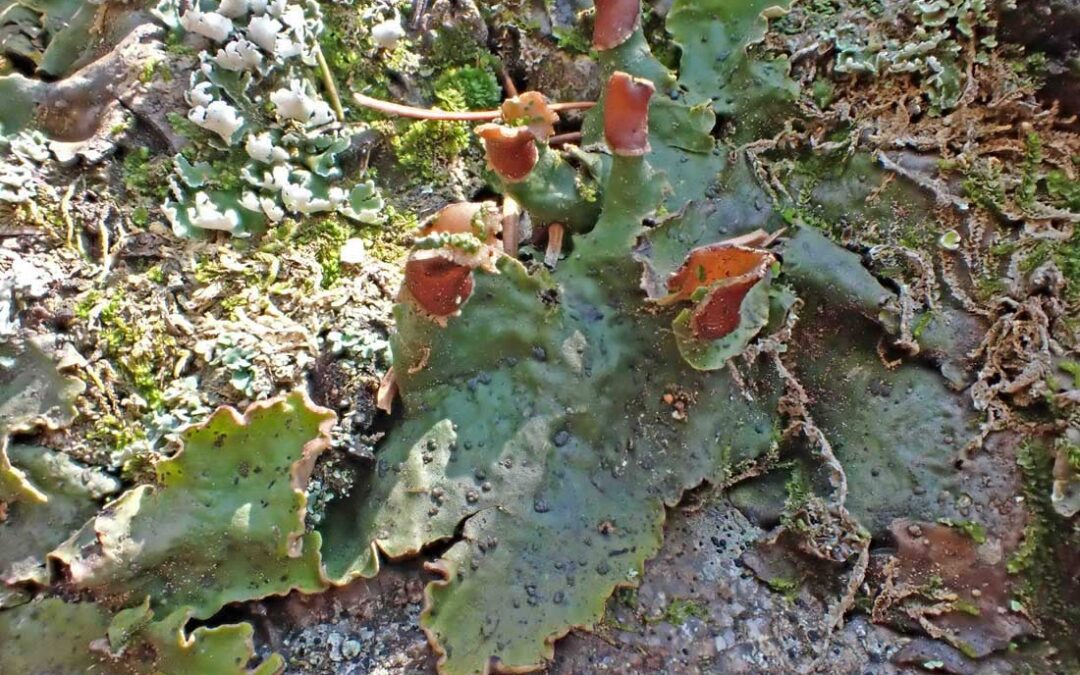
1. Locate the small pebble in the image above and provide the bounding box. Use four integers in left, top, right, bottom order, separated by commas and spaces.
371, 19, 405, 49
340, 238, 367, 265
341, 639, 362, 660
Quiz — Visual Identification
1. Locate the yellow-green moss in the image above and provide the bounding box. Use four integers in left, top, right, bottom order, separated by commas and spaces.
654, 597, 709, 624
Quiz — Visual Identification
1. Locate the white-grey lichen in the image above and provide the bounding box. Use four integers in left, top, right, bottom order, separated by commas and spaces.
164, 0, 385, 238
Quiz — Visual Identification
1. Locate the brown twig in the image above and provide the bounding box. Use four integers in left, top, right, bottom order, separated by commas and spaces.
352, 92, 594, 121
498, 66, 519, 98
376, 367, 398, 412
545, 223, 565, 268
314, 44, 346, 122
501, 197, 521, 257
549, 132, 582, 147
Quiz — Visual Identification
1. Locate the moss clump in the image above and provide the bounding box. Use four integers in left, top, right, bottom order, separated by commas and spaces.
1006, 443, 1061, 611
86, 414, 146, 451
764, 577, 800, 600
779, 463, 813, 533
319, 3, 368, 80
936, 518, 987, 544
1046, 169, 1080, 212
138, 58, 171, 84
296, 215, 355, 288
434, 66, 502, 110
319, 2, 397, 120
1017, 229, 1080, 301
1017, 133, 1042, 210
392, 118, 470, 183
427, 26, 493, 70
961, 159, 1007, 212
360, 204, 414, 263
654, 598, 709, 625
122, 148, 170, 202
88, 291, 176, 410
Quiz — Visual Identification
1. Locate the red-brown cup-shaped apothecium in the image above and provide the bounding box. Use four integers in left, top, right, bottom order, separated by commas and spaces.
690, 276, 760, 340
604, 71, 654, 156
593, 0, 642, 51
500, 92, 559, 141
475, 124, 539, 183
418, 202, 501, 245
404, 251, 476, 318
661, 244, 771, 306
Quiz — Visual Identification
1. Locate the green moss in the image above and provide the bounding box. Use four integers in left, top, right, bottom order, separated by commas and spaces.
1007, 443, 1053, 578
296, 215, 355, 288
1017, 133, 1042, 210
1060, 361, 1080, 389
1009, 49, 1048, 91
989, 239, 1019, 258
1061, 441, 1080, 473
936, 518, 987, 544
912, 311, 934, 340
1059, 229, 1080, 289
120, 452, 157, 484
319, 3, 397, 123
357, 204, 413, 263
974, 275, 1007, 304
86, 414, 146, 450
428, 26, 495, 70
810, 79, 835, 109
87, 291, 174, 410
654, 597, 709, 624
777, 463, 818, 536
962, 160, 1006, 212
164, 29, 197, 58
74, 290, 102, 320
951, 598, 981, 616
138, 58, 171, 84
1017, 229, 1080, 300
319, 4, 367, 78
167, 111, 205, 144
1046, 169, 1080, 211
552, 25, 594, 56
131, 206, 150, 226
122, 148, 170, 202
392, 119, 470, 182
765, 577, 800, 600
435, 66, 502, 110
955, 640, 981, 660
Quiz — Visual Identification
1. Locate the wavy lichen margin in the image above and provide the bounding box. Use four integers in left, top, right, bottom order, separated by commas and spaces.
49, 389, 335, 618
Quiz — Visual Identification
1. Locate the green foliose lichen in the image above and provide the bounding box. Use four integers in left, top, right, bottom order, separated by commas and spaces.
49, 391, 333, 619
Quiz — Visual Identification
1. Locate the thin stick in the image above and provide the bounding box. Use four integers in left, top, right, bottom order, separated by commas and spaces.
314, 44, 346, 122
352, 92, 594, 121
501, 196, 521, 257
61, 181, 76, 250
499, 66, 518, 98
98, 207, 111, 281
545, 223, 565, 268
549, 132, 582, 147
376, 367, 398, 413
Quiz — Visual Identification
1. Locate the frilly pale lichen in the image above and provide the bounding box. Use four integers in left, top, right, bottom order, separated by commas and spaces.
163, 0, 385, 238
